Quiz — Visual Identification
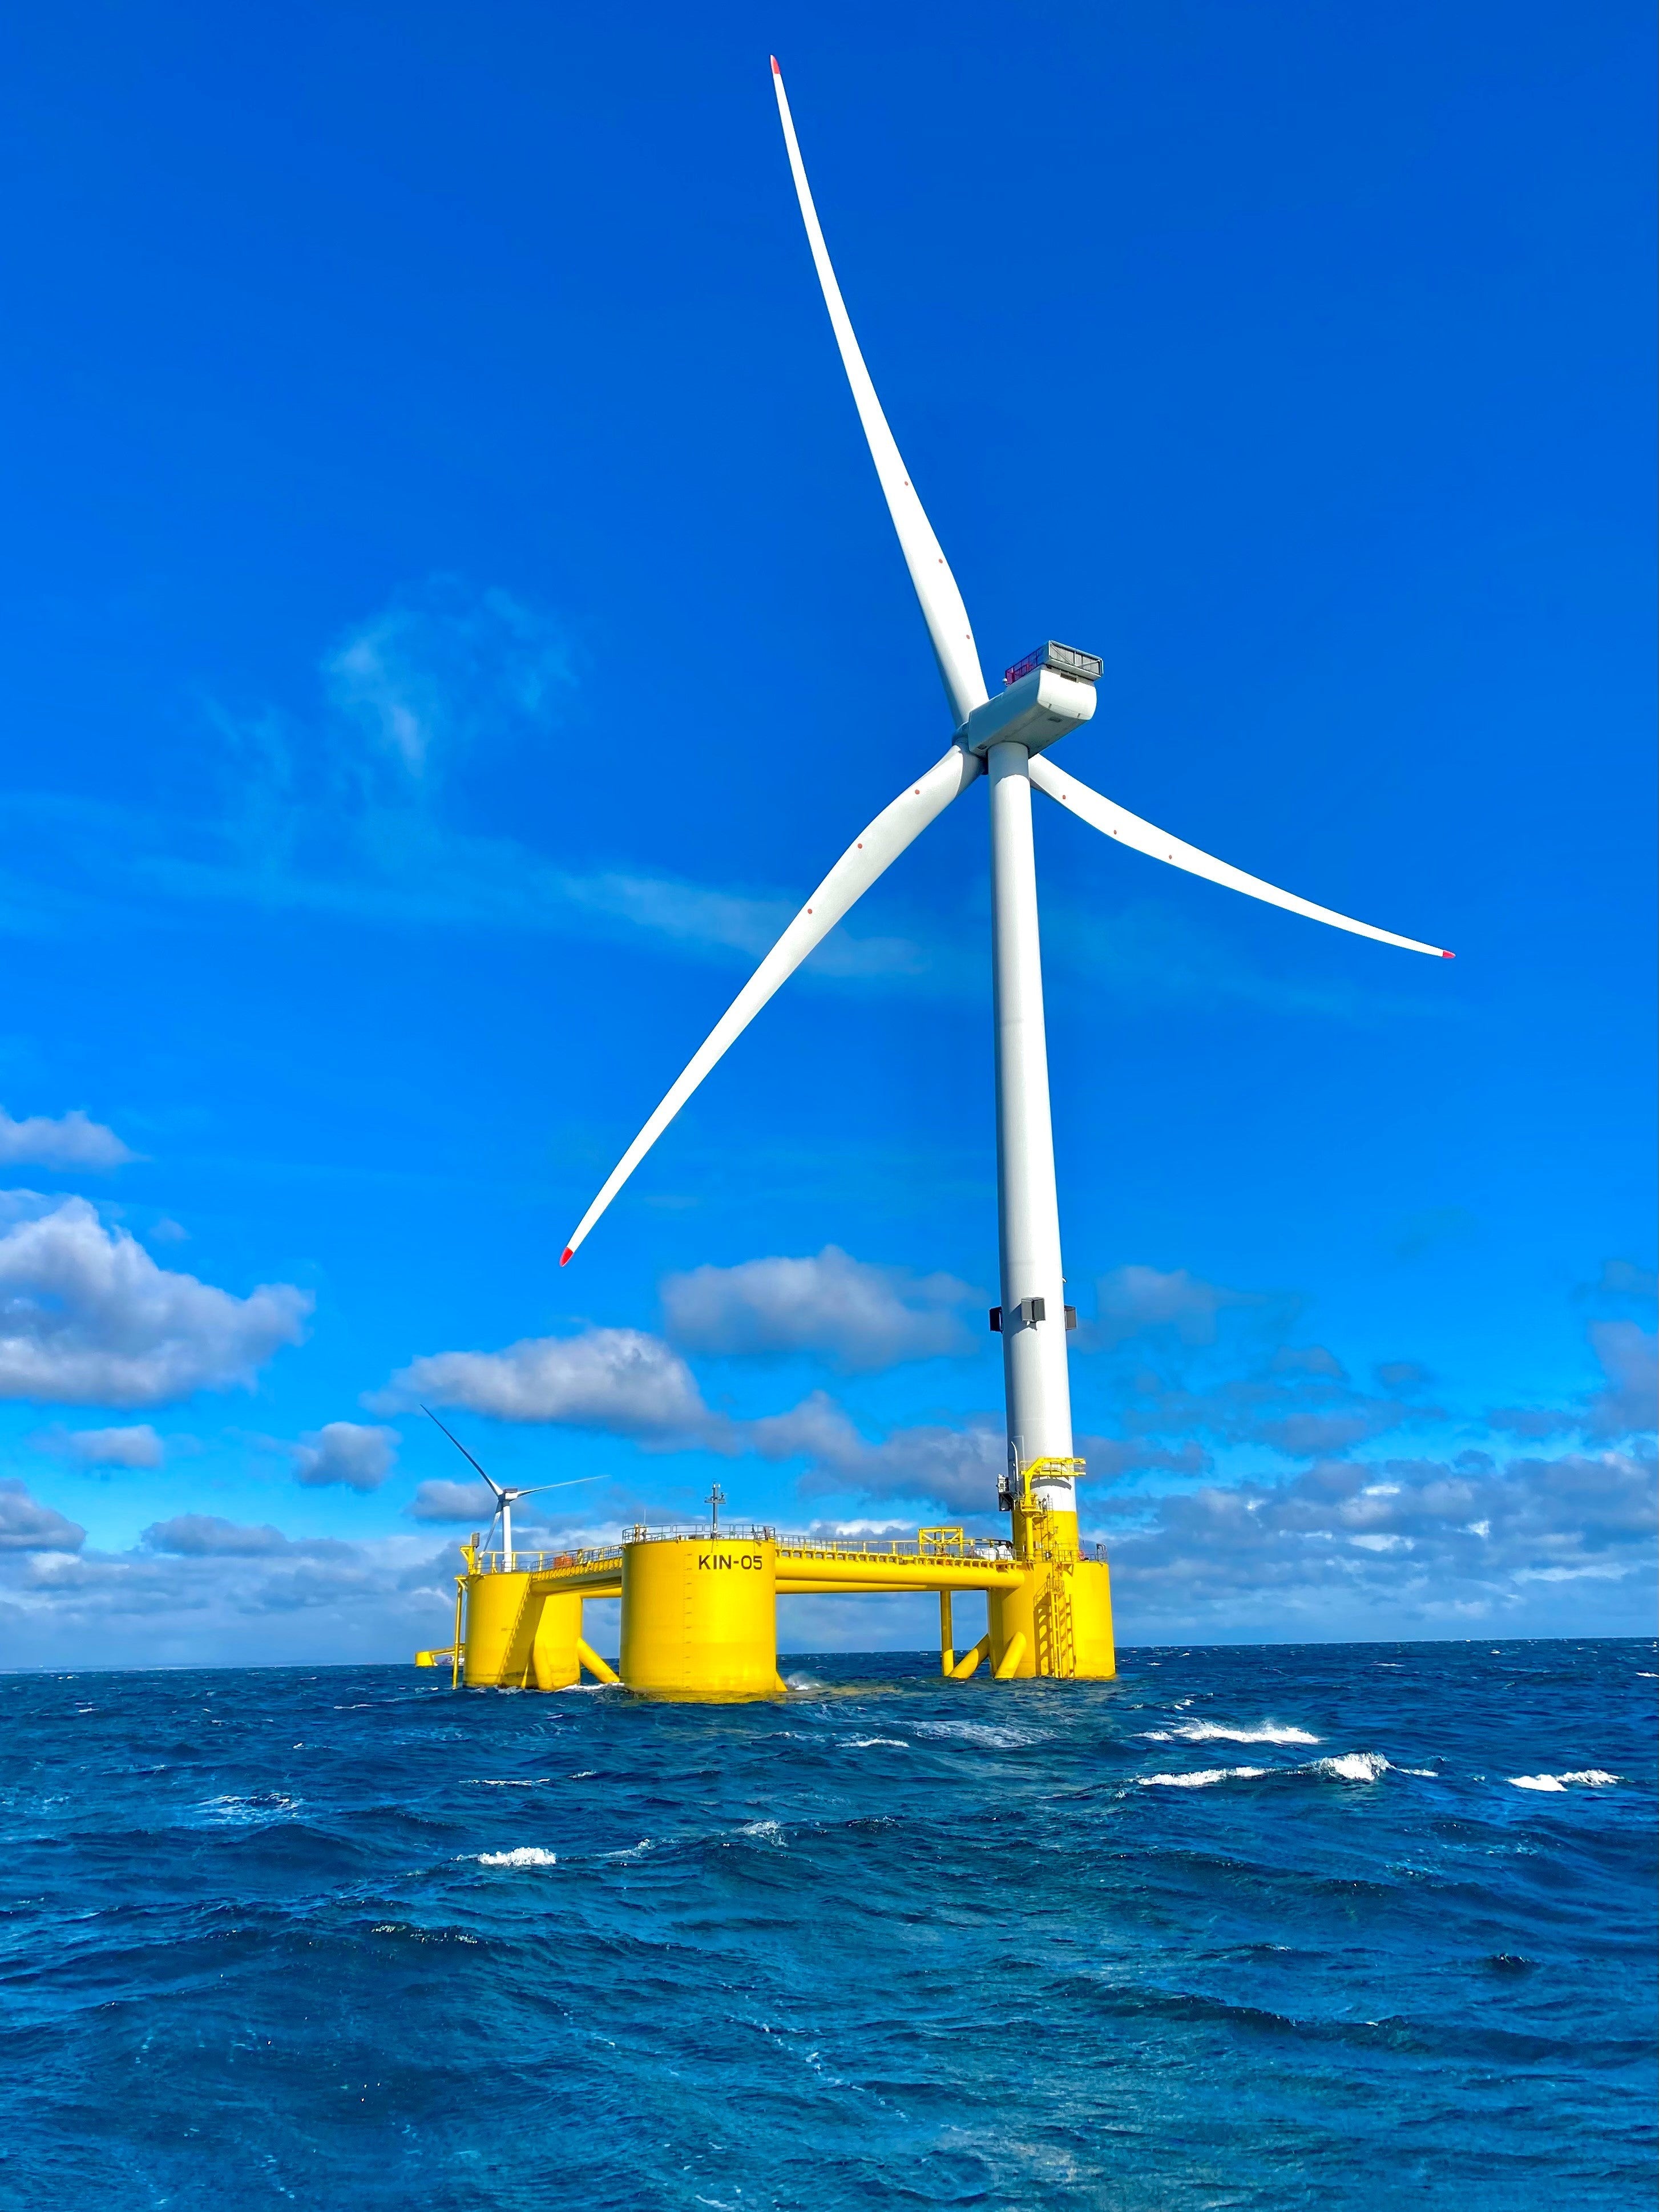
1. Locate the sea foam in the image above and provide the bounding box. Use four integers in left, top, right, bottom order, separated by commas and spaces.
1137, 1766, 1270, 1788
1143, 1721, 1321, 1746
1508, 1770, 1619, 1792
475, 1846, 558, 1867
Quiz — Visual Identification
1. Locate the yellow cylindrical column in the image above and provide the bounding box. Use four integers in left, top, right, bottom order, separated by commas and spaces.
620, 1536, 781, 1702
988, 1556, 1116, 1679
531, 1591, 583, 1690
1070, 1557, 1116, 1679
462, 1572, 536, 1688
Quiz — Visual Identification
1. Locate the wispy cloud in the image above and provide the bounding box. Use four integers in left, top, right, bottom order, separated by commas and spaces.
52, 1424, 166, 1470
0, 579, 1448, 1020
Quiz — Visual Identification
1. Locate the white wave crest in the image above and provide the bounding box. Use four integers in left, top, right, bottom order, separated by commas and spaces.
476, 1846, 557, 1867
845, 1737, 908, 1749
1143, 1721, 1321, 1746
1310, 1753, 1390, 1783
1508, 1770, 1620, 1793
1137, 1766, 1270, 1789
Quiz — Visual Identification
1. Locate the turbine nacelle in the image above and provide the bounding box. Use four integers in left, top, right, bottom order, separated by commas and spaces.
960, 652, 1100, 758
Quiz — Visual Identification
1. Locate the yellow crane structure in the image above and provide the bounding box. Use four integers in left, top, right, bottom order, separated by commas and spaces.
416, 1462, 1113, 1699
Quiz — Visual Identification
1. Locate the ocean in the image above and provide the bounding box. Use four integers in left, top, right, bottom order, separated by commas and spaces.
1, 1638, 1652, 2210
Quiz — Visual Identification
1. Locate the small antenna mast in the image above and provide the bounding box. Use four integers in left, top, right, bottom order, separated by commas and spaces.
707, 1483, 725, 1537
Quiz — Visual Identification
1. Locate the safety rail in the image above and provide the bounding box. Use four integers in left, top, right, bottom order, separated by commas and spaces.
774, 1531, 1015, 1564
469, 1545, 624, 1576
465, 1529, 1109, 1572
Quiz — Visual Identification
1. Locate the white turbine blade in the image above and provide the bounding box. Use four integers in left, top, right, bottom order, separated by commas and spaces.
1030, 754, 1454, 959
770, 57, 988, 729
562, 744, 982, 1263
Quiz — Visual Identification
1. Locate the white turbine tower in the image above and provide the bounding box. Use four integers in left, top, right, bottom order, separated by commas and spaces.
561, 60, 1450, 1541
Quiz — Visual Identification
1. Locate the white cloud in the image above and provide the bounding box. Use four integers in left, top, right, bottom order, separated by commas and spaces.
0, 1197, 310, 1407
293, 1421, 398, 1491
661, 1245, 977, 1371
374, 1326, 724, 1444
1097, 1444, 1658, 1640
63, 1424, 164, 1469
0, 1108, 135, 1171
749, 1390, 1007, 1512
0, 1516, 458, 1670
407, 1478, 497, 1524
0, 1477, 84, 1553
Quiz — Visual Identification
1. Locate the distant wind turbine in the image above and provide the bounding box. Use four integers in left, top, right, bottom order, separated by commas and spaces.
422, 1407, 600, 1563
561, 60, 1451, 1533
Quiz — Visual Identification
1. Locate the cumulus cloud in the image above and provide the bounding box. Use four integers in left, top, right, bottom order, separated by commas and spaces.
0, 1197, 309, 1407
1076, 1436, 1211, 1482
374, 1327, 725, 1446
407, 1479, 497, 1524
292, 1421, 398, 1491
661, 1245, 977, 1372
0, 1515, 462, 1670
62, 1424, 164, 1469
745, 1390, 1006, 1512
0, 1108, 135, 1171
1098, 1443, 1657, 1637
0, 1478, 84, 1553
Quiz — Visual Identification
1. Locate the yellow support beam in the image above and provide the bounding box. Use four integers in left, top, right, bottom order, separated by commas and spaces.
577, 1637, 620, 1686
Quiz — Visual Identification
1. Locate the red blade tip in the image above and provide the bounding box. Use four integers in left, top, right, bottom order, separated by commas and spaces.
1441, 949, 1455, 959
560, 1246, 574, 1266
770, 55, 781, 74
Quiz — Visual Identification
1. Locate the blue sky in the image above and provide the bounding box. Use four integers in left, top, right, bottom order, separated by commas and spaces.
0, 0, 1652, 1665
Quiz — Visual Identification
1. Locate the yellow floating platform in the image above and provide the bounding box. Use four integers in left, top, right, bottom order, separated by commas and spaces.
417, 1518, 1113, 1702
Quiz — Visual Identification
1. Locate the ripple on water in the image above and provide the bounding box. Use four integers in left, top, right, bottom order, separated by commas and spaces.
0, 1638, 1649, 2212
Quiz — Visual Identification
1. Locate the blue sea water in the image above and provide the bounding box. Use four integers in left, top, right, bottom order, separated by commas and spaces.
1, 1640, 1653, 2211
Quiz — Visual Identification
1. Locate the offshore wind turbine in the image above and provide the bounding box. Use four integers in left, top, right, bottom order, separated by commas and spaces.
423, 1407, 599, 1564
560, 60, 1450, 1537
